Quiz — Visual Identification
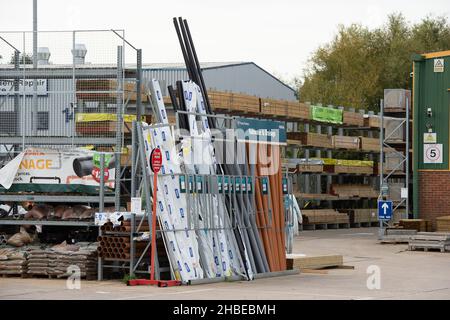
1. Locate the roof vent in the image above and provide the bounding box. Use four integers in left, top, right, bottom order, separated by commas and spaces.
72, 44, 87, 64
37, 47, 50, 65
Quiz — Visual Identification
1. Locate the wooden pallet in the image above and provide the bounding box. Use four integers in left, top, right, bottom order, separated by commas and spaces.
343, 111, 364, 127
286, 254, 354, 274
360, 137, 380, 152
436, 216, 450, 232
408, 232, 450, 253
332, 136, 360, 150
287, 132, 332, 149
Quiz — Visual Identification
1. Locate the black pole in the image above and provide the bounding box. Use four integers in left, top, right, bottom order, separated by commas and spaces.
173, 18, 195, 81
183, 19, 214, 116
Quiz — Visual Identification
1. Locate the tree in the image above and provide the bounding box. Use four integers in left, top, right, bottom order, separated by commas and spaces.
299, 14, 450, 111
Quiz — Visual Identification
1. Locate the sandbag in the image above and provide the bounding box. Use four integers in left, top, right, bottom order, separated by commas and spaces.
6, 231, 32, 247
25, 204, 53, 220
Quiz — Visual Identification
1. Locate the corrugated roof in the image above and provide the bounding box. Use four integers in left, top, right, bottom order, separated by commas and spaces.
141, 62, 250, 70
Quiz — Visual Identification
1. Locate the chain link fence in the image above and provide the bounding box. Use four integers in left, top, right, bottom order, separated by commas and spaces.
0, 29, 142, 167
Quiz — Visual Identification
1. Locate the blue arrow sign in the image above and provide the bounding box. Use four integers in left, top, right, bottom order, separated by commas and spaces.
378, 200, 393, 220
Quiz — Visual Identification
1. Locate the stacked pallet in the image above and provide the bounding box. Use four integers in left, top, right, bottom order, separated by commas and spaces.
330, 184, 378, 198
381, 229, 417, 243
364, 115, 380, 128
0, 248, 27, 276
75, 113, 137, 136
332, 136, 360, 150
287, 132, 332, 149
208, 90, 260, 113
360, 137, 380, 152
302, 209, 349, 224
76, 79, 148, 103
297, 163, 323, 173
346, 208, 378, 224
261, 98, 288, 116
408, 232, 450, 253
327, 164, 372, 174
286, 254, 344, 270
436, 216, 450, 232
287, 102, 310, 119
343, 111, 364, 126
399, 219, 432, 232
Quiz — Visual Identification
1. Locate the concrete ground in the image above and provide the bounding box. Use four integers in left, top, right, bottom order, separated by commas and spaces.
1, 227, 449, 300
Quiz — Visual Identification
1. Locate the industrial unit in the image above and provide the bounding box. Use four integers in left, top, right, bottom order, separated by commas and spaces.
413, 50, 450, 227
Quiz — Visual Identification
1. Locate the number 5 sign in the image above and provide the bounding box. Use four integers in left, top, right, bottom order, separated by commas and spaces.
424, 144, 443, 164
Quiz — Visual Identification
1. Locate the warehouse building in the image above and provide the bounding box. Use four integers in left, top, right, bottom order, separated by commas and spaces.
413, 50, 450, 227
143, 62, 297, 101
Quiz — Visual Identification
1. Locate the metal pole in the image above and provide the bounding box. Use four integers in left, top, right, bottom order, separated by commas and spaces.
131, 121, 137, 198
115, 46, 123, 211
379, 99, 384, 239
32, 0, 38, 135
136, 49, 142, 120
98, 153, 105, 281
405, 97, 410, 218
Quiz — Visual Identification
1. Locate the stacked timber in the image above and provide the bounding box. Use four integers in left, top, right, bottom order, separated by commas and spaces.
287, 132, 332, 149
286, 254, 344, 270
76, 79, 148, 103
287, 102, 310, 119
332, 136, 360, 150
436, 216, 450, 232
360, 137, 380, 152
208, 90, 260, 113
343, 111, 364, 127
364, 115, 380, 128
302, 209, 349, 224
260, 98, 289, 116
399, 219, 432, 232
0, 248, 27, 276
330, 184, 378, 198
75, 113, 136, 136
408, 232, 450, 253
344, 208, 378, 224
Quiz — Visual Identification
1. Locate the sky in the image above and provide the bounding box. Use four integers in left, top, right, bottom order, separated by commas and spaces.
0, 0, 449, 83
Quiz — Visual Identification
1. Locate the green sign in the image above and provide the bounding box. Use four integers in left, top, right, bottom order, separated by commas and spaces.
310, 105, 343, 124
93, 152, 113, 168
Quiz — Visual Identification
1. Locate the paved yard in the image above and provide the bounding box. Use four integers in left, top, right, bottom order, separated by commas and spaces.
1, 228, 449, 300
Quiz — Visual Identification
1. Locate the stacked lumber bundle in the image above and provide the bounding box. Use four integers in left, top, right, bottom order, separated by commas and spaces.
286, 254, 344, 270
436, 216, 450, 232
408, 232, 450, 253
287, 132, 332, 148
330, 184, 378, 198
332, 136, 360, 150
27, 242, 98, 279
343, 111, 364, 126
381, 229, 417, 243
287, 102, 310, 119
208, 90, 260, 113
346, 208, 378, 224
261, 98, 288, 116
399, 219, 432, 232
297, 163, 323, 173
364, 115, 380, 128
75, 113, 137, 136
384, 89, 411, 113
302, 209, 349, 224
360, 137, 380, 152
322, 159, 374, 175
0, 248, 27, 276
76, 79, 148, 103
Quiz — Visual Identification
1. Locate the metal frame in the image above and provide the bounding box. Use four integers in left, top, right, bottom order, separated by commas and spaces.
379, 98, 410, 231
